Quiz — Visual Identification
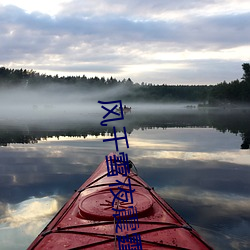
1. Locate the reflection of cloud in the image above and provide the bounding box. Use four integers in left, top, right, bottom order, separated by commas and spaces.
157, 185, 250, 249
157, 186, 250, 216
126, 128, 249, 166
194, 223, 250, 250
0, 196, 59, 231
129, 147, 250, 168
130, 140, 185, 150
0, 196, 62, 249
0, 202, 7, 218
154, 150, 250, 166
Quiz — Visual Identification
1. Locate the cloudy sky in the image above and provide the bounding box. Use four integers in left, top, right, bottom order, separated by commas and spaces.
0, 0, 250, 85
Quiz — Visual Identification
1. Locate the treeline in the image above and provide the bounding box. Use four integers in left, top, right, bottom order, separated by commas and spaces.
0, 64, 249, 104
208, 63, 250, 104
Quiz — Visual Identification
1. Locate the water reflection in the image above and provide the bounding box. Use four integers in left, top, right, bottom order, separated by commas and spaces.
0, 196, 62, 250
0, 108, 250, 149
0, 108, 250, 249
1, 196, 59, 228
131, 143, 250, 249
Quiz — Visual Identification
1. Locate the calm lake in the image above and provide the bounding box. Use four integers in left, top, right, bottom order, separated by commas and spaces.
0, 104, 250, 249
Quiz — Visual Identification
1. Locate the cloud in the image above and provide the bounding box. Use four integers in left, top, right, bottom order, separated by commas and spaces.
0, 1, 250, 84
58, 0, 243, 19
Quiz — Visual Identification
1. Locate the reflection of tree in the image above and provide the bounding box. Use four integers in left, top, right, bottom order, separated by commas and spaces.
241, 133, 250, 149
0, 109, 250, 149
203, 110, 250, 150
0, 123, 116, 146
0, 131, 38, 146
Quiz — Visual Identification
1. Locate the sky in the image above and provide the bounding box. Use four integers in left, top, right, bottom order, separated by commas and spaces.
0, 0, 250, 85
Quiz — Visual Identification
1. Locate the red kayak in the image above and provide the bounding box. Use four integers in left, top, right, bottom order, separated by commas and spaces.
28, 152, 213, 249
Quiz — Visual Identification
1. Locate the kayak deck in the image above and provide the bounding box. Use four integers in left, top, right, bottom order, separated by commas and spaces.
28, 153, 213, 249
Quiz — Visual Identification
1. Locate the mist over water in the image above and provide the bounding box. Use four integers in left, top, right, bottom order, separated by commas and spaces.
0, 84, 250, 249
1, 84, 250, 149
0, 85, 99, 122
0, 84, 198, 125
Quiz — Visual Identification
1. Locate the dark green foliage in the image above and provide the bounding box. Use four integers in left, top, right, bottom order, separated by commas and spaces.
209, 63, 250, 104
0, 63, 250, 104
242, 63, 250, 82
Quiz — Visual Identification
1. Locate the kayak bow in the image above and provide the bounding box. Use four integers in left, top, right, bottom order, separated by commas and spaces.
28, 152, 213, 249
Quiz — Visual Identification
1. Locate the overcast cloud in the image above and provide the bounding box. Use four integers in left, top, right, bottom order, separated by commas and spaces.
0, 0, 250, 84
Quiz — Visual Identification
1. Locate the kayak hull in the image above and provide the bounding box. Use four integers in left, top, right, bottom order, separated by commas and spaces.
28, 153, 213, 249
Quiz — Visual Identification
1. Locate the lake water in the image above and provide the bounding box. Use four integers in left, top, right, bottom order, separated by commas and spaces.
0, 104, 250, 249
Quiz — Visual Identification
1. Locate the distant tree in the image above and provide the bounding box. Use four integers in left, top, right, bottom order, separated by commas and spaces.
127, 78, 133, 85
242, 63, 250, 82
